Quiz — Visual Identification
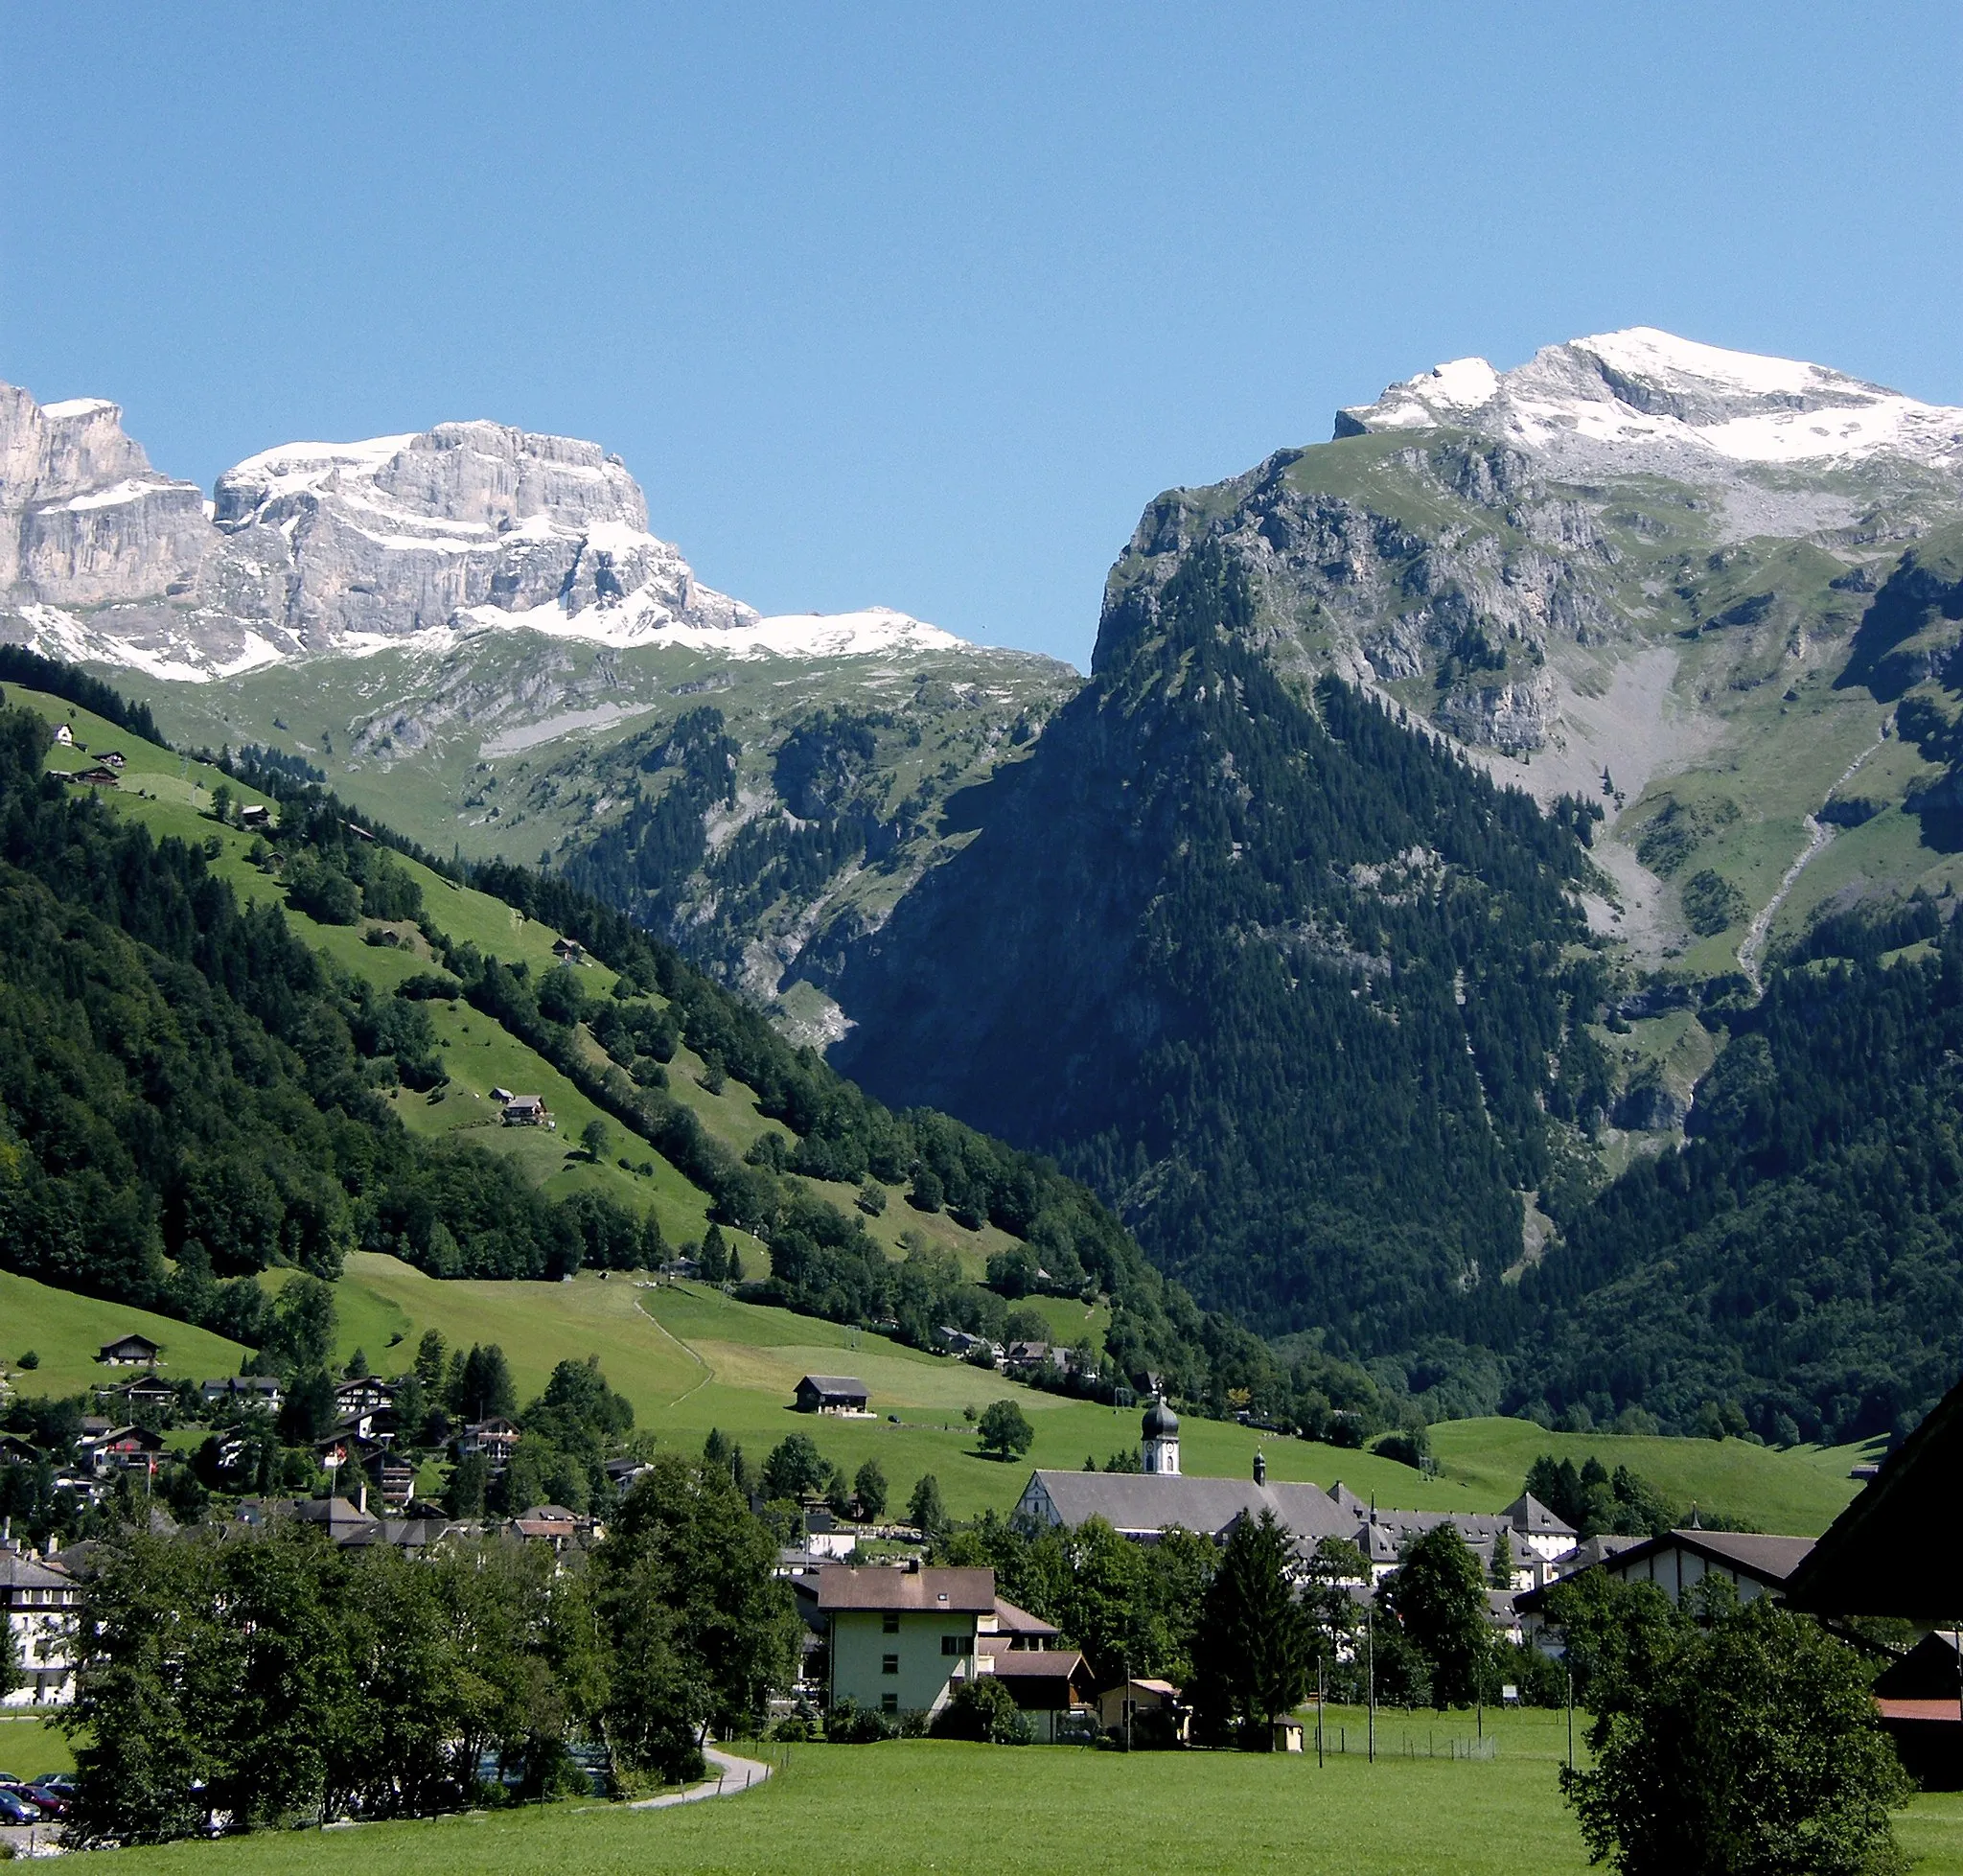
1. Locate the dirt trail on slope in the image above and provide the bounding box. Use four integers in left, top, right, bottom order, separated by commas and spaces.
1737, 722, 1891, 995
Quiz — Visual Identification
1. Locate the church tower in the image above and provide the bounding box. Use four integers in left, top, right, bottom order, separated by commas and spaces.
1142, 1393, 1180, 1475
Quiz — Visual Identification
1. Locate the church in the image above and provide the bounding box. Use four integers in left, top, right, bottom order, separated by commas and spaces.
1013, 1395, 1576, 1587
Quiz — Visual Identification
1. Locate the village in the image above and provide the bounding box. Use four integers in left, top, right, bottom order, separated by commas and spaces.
6, 1334, 1957, 1818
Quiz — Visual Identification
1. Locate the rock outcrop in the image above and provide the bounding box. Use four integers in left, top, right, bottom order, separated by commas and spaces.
0, 388, 856, 679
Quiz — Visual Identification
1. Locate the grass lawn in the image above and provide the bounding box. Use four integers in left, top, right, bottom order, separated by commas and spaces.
0, 1271, 250, 1400
73, 1706, 1963, 1875
0, 1712, 74, 1779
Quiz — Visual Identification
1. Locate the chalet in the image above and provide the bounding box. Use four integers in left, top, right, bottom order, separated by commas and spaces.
819, 1563, 997, 1718
795, 1375, 870, 1417
0, 1547, 80, 1707
1871, 1633, 1963, 1789
239, 802, 270, 829
201, 1375, 284, 1413
53, 723, 73, 746
458, 1417, 521, 1470
986, 1648, 1094, 1741
78, 1424, 165, 1479
98, 751, 126, 770
504, 1503, 606, 1550
502, 1095, 552, 1128
334, 1376, 396, 1434
97, 1331, 163, 1367
71, 766, 121, 787
552, 937, 587, 963
1516, 1527, 1815, 1647
99, 1372, 178, 1413
935, 1327, 1002, 1361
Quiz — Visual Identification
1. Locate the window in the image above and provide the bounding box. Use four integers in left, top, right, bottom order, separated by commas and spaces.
941, 1633, 968, 1656
881, 1611, 900, 1634
882, 1654, 900, 1676
880, 1693, 899, 1716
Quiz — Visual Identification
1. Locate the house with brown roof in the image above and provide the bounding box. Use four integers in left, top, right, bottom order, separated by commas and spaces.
501, 1095, 552, 1128
795, 1375, 870, 1416
818, 1563, 997, 1719
97, 1332, 163, 1367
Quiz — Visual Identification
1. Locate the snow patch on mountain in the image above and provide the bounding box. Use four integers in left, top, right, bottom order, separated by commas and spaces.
1339, 326, 1963, 473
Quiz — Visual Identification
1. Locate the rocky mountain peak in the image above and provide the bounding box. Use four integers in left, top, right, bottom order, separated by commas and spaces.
1338, 326, 1963, 474
1, 384, 961, 679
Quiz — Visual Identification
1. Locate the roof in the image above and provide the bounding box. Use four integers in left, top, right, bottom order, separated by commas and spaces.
986, 1649, 1086, 1679
1787, 1381, 1963, 1619
1501, 1492, 1576, 1537
99, 1332, 162, 1354
1877, 1699, 1962, 1724
797, 1375, 869, 1397
1518, 1528, 1814, 1612
1025, 1471, 1355, 1543
815, 1566, 996, 1613
992, 1596, 1060, 1637
0, 1553, 75, 1591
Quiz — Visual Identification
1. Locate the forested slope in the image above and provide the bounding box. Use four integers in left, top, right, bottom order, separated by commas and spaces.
0, 656, 1385, 1428
828, 546, 1611, 1347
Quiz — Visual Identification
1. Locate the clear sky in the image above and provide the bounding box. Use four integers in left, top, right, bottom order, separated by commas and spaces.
5, 4, 1959, 670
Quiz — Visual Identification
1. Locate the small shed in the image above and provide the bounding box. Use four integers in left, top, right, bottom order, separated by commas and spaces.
1272, 1719, 1305, 1753
796, 1375, 870, 1416
98, 1332, 164, 1367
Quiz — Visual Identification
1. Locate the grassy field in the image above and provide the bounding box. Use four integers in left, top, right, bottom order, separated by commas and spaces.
66, 1707, 1963, 1876
0, 1712, 74, 1779
0, 1271, 249, 1401
1, 1246, 1869, 1532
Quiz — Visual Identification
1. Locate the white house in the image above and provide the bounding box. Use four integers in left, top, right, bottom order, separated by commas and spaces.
1, 1547, 80, 1707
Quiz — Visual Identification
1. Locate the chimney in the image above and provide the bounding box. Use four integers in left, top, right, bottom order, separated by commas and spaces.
358, 1483, 368, 1517
1253, 1450, 1267, 1486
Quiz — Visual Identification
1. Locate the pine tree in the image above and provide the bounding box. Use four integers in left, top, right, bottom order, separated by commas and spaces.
1192, 1510, 1311, 1746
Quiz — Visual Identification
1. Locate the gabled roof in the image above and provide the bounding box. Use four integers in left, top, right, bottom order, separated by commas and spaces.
816, 1565, 996, 1613
797, 1375, 868, 1397
1516, 1528, 1814, 1612
992, 1596, 1060, 1637
1787, 1380, 1963, 1619
986, 1649, 1087, 1679
98, 1332, 162, 1356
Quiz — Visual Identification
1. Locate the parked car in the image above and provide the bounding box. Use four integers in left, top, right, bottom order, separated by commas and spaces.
0, 1788, 43, 1822
18, 1782, 69, 1818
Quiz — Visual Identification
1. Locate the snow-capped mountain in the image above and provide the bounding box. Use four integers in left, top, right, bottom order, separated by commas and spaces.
0, 388, 961, 680
1338, 327, 1963, 475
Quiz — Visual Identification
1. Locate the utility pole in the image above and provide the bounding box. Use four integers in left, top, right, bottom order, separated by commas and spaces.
1366, 1606, 1374, 1764
1566, 1666, 1575, 1772
1123, 1651, 1131, 1753
1316, 1659, 1325, 1768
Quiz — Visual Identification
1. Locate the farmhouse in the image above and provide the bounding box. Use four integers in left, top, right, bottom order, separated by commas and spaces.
0, 1545, 80, 1707
458, 1417, 521, 1470
78, 1423, 165, 1478
502, 1094, 552, 1127
99, 1372, 177, 1413
97, 1331, 163, 1367
795, 1375, 870, 1416
201, 1375, 285, 1412
53, 722, 72, 746
240, 802, 270, 829
552, 937, 587, 963
818, 1563, 997, 1717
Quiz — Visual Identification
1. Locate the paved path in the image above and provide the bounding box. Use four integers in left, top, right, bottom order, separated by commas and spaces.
626, 1746, 774, 1809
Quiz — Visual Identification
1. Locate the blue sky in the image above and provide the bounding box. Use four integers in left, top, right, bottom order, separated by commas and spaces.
5, 4, 1959, 669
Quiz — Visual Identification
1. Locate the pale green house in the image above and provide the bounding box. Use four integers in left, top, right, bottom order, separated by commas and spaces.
818, 1564, 997, 1718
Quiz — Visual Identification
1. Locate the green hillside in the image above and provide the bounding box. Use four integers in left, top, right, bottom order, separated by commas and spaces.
0, 1269, 249, 1401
